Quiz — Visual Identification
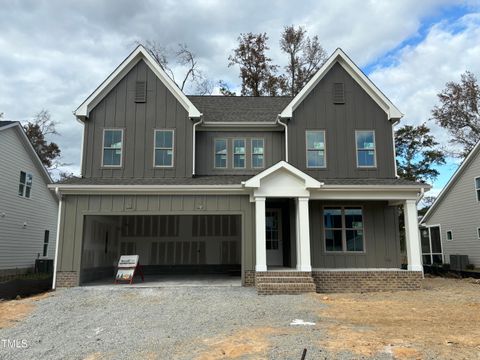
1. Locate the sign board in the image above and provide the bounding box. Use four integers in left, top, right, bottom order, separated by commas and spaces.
117, 255, 139, 268
115, 255, 144, 284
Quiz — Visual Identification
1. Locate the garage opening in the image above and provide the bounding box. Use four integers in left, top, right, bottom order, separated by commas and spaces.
80, 214, 241, 285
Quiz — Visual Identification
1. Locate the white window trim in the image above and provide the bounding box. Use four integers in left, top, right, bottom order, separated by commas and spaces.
232, 138, 246, 169
322, 205, 366, 253
421, 224, 444, 265
475, 176, 480, 202
18, 171, 33, 199
101, 128, 124, 168
446, 230, 453, 241
305, 130, 327, 169
251, 138, 265, 169
214, 138, 228, 169
477, 227, 480, 240
153, 129, 175, 168
355, 130, 377, 168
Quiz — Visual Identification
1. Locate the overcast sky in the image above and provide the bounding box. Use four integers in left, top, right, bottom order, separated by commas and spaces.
1, 0, 479, 196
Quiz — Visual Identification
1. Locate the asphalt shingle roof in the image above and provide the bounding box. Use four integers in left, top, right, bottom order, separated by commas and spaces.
187, 96, 292, 123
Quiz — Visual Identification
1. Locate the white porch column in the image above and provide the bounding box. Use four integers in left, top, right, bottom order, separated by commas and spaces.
404, 199, 423, 272
296, 197, 312, 272
255, 197, 267, 272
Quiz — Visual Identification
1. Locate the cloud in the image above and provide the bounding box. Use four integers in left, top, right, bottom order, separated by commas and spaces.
0, 0, 475, 177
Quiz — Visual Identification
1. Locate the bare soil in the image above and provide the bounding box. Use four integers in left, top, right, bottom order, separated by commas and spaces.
0, 292, 51, 329
315, 276, 480, 359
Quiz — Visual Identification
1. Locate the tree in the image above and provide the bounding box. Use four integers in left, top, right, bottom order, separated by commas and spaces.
395, 123, 446, 183
218, 80, 236, 96
139, 41, 213, 95
280, 25, 328, 96
23, 110, 61, 169
228, 32, 280, 96
432, 71, 480, 158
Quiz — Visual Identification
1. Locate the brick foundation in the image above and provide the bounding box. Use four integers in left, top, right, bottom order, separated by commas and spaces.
244, 270, 255, 287
312, 270, 423, 293
55, 271, 79, 288
255, 271, 316, 295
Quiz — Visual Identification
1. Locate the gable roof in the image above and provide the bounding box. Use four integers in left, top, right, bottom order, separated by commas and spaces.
188, 96, 291, 124
74, 45, 202, 120
243, 161, 322, 189
279, 48, 403, 120
421, 141, 480, 223
0, 121, 52, 183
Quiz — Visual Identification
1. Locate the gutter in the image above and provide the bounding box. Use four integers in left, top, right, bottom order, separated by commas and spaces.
276, 115, 289, 162
192, 116, 203, 176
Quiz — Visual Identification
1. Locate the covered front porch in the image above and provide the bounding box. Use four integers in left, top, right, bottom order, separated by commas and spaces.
243, 161, 429, 294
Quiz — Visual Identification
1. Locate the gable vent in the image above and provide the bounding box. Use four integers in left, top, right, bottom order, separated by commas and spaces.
333, 82, 345, 104
135, 81, 147, 103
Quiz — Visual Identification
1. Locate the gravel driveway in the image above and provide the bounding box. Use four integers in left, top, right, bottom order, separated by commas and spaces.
0, 286, 332, 360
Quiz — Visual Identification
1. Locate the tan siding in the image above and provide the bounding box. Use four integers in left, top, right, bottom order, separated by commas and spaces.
424, 153, 480, 266
0, 127, 58, 270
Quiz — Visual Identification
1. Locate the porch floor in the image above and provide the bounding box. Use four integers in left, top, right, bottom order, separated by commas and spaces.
82, 274, 241, 288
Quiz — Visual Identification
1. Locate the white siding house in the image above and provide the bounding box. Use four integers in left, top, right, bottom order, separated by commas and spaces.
421, 141, 480, 267
0, 121, 58, 275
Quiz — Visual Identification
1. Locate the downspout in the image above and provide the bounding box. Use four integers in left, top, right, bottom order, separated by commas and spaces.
192, 116, 203, 176
277, 115, 289, 162
52, 187, 63, 290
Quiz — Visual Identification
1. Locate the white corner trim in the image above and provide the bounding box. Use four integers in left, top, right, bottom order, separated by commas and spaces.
52, 191, 63, 290
422, 140, 480, 223
279, 48, 403, 120
74, 45, 202, 119
243, 161, 323, 189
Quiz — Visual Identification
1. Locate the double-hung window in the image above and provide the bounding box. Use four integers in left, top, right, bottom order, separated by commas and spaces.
154, 129, 174, 167
324, 207, 364, 252
306, 130, 326, 168
214, 139, 227, 168
18, 171, 32, 198
102, 129, 123, 167
251, 139, 265, 168
356, 130, 376, 167
233, 139, 246, 168
475, 177, 480, 201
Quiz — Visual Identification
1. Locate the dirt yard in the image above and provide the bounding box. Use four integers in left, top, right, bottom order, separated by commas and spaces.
0, 276, 479, 359
315, 276, 480, 359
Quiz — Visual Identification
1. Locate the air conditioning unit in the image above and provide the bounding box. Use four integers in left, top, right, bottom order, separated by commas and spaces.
450, 255, 469, 271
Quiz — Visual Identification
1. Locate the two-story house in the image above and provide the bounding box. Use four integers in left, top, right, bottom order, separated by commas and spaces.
50, 46, 429, 294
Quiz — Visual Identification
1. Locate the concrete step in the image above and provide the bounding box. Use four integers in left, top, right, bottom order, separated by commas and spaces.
256, 282, 316, 295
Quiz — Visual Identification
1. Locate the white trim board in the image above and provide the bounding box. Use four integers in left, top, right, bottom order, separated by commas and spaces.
279, 48, 403, 120
74, 45, 202, 120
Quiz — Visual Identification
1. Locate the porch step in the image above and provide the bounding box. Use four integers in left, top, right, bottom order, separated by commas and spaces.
255, 271, 316, 295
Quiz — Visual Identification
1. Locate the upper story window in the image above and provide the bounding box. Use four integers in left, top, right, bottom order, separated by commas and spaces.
475, 177, 480, 201
356, 130, 376, 167
102, 129, 123, 167
214, 139, 227, 168
18, 171, 32, 198
251, 139, 265, 169
233, 139, 246, 168
154, 129, 174, 167
324, 207, 364, 252
446, 230, 453, 241
306, 130, 326, 168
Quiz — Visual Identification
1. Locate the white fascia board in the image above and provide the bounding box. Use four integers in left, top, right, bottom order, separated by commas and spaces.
279, 48, 403, 120
74, 45, 201, 119
49, 184, 246, 195
200, 121, 278, 127
421, 140, 480, 223
310, 188, 421, 201
243, 161, 323, 189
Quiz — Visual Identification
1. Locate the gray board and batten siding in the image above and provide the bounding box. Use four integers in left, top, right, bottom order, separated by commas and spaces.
81, 59, 193, 179
288, 62, 397, 179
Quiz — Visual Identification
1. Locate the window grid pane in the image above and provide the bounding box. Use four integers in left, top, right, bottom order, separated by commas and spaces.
356, 131, 375, 167
306, 131, 325, 168
215, 139, 227, 168
324, 207, 364, 252
154, 130, 174, 167
233, 139, 245, 168
252, 139, 264, 168
103, 130, 123, 166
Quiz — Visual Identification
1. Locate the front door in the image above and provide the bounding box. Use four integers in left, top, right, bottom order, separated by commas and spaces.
266, 208, 283, 266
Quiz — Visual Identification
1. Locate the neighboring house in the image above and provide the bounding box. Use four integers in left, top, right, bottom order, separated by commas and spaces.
49, 46, 429, 294
420, 141, 480, 268
0, 121, 58, 277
